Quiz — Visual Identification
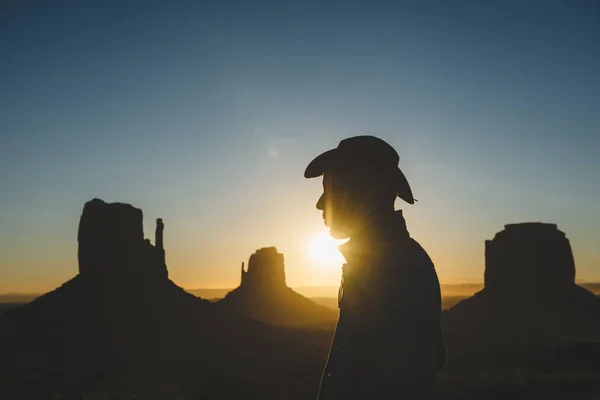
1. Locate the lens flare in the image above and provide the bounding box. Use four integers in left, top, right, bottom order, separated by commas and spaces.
307, 231, 347, 270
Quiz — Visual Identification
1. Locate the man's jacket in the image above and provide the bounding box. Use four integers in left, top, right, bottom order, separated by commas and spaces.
318, 210, 447, 399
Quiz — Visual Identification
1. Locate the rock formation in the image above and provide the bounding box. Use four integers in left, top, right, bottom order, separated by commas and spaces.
443, 222, 600, 370
240, 247, 286, 289
218, 247, 337, 327
484, 223, 575, 299
77, 199, 167, 282
0, 199, 334, 399
0, 200, 274, 375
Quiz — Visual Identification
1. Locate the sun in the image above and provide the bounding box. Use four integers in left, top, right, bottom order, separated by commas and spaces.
307, 231, 347, 270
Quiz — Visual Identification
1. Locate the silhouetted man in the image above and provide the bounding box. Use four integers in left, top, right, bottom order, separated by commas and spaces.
305, 136, 446, 399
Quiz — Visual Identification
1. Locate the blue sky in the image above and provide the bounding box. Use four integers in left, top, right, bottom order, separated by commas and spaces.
1, 0, 599, 292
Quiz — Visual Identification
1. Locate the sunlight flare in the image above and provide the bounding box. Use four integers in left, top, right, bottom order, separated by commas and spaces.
307, 231, 347, 271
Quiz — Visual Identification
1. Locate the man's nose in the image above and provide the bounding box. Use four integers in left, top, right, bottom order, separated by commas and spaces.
316, 194, 325, 211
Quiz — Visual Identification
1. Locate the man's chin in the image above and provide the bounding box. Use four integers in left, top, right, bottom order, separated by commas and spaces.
328, 227, 350, 240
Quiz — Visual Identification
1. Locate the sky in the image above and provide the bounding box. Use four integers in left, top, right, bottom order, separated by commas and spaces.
1, 0, 599, 293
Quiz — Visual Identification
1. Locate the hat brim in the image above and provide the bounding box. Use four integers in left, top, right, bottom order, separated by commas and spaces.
304, 148, 415, 205
304, 149, 336, 179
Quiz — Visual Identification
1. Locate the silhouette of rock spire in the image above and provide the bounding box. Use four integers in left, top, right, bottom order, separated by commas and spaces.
156, 218, 164, 250
155, 218, 166, 267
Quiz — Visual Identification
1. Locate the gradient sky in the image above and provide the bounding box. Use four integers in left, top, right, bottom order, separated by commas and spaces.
1, 0, 599, 293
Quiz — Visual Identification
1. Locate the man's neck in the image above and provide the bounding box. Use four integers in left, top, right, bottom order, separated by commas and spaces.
338, 209, 406, 262
352, 207, 398, 240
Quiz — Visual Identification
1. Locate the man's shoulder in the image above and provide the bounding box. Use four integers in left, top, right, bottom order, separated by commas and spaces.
388, 236, 434, 267
407, 237, 434, 265
380, 236, 440, 292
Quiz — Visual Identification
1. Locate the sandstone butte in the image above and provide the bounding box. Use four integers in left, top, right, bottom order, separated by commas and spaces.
217, 247, 337, 327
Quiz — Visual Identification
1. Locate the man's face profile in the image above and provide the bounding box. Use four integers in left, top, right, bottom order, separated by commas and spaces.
316, 164, 399, 239
316, 170, 359, 239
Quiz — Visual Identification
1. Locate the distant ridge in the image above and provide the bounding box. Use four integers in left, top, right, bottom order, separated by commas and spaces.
186, 288, 232, 299
0, 293, 41, 303
4, 282, 599, 305
188, 284, 488, 299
